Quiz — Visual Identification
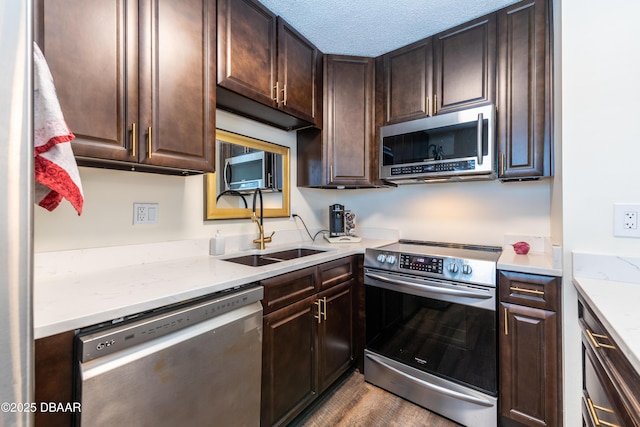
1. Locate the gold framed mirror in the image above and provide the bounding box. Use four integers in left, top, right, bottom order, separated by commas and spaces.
204, 129, 290, 220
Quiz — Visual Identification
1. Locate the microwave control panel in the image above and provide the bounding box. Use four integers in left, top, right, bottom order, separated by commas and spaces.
391, 160, 475, 176
400, 254, 444, 274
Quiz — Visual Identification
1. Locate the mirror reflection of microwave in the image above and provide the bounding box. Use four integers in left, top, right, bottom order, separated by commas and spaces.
224, 151, 282, 193
380, 104, 496, 183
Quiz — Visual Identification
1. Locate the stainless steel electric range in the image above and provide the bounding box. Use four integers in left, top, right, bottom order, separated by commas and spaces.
364, 240, 502, 427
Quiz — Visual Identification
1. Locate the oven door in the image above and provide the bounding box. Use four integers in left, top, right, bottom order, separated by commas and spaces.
364, 268, 497, 426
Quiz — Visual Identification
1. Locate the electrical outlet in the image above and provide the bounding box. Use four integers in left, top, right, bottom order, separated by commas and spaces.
133, 203, 159, 225
614, 203, 640, 237
624, 211, 638, 229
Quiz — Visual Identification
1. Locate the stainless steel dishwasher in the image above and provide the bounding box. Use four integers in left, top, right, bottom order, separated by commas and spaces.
74, 283, 263, 427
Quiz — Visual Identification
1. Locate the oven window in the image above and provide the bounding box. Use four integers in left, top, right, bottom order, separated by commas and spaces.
366, 285, 497, 395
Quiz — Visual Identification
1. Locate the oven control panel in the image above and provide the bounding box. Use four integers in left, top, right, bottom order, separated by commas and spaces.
399, 254, 444, 274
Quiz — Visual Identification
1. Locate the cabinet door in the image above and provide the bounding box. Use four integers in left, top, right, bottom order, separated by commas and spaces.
497, 0, 552, 179
35, 331, 75, 427
36, 0, 138, 162
500, 302, 559, 427
261, 295, 317, 427
324, 55, 375, 186
317, 280, 354, 392
139, 0, 216, 171
433, 15, 496, 115
277, 18, 319, 124
217, 0, 277, 107
383, 38, 433, 124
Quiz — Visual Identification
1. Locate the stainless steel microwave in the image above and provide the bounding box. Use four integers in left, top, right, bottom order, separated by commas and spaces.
380, 105, 496, 183
224, 151, 282, 192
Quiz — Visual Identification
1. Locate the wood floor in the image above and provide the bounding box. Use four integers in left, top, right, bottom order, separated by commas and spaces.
292, 371, 461, 427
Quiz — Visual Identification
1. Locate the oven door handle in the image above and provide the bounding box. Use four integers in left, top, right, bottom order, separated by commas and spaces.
366, 353, 494, 407
365, 272, 492, 300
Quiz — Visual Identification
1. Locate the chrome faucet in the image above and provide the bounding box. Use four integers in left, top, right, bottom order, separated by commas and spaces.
252, 188, 274, 250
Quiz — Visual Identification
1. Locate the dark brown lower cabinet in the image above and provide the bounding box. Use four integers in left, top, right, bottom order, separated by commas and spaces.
317, 281, 354, 392
579, 295, 640, 426
34, 331, 75, 427
499, 271, 561, 427
260, 257, 355, 427
262, 294, 318, 427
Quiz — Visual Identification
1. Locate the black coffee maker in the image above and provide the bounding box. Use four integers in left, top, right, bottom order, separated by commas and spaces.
329, 204, 346, 237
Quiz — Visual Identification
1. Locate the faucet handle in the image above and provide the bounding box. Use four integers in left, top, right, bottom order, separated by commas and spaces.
264, 231, 275, 243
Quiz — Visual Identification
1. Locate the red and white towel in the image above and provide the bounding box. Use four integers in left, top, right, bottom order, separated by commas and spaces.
33, 42, 84, 215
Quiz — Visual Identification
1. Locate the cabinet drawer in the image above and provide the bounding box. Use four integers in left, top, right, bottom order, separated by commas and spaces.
318, 256, 354, 291
579, 298, 640, 425
499, 271, 559, 311
582, 344, 631, 427
261, 266, 317, 314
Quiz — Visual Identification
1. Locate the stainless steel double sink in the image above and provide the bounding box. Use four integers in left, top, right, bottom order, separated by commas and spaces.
221, 247, 329, 267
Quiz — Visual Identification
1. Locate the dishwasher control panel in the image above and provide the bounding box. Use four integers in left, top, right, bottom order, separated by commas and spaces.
77, 284, 263, 363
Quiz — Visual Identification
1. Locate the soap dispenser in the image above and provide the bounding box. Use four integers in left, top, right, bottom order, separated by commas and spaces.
210, 230, 225, 255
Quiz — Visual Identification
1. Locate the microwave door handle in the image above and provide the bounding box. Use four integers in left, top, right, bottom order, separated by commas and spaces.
476, 112, 483, 165
224, 162, 232, 189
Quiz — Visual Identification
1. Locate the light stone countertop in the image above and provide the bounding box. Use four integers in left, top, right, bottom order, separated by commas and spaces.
572, 252, 640, 374
33, 231, 567, 340
497, 249, 562, 277
34, 235, 396, 339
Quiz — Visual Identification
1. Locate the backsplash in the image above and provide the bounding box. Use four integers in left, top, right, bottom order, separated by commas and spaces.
573, 252, 640, 283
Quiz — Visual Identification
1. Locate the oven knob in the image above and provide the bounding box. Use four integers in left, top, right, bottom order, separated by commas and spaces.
462, 264, 473, 275
376, 254, 387, 263
448, 263, 459, 274
386, 255, 397, 265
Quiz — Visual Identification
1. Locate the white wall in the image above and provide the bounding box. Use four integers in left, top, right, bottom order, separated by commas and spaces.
34, 110, 336, 252
562, 0, 640, 255
334, 180, 551, 246
36, 108, 552, 252
560, 0, 640, 424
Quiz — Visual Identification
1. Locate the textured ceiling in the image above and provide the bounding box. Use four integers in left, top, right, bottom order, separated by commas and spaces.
258, 0, 520, 57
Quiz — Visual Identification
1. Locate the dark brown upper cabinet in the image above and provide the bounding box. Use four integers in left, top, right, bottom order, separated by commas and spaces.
35, 0, 217, 174
433, 15, 497, 115
298, 55, 376, 188
497, 0, 553, 180
381, 15, 495, 126
382, 38, 433, 125
217, 0, 320, 130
